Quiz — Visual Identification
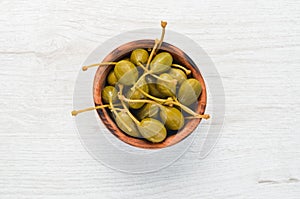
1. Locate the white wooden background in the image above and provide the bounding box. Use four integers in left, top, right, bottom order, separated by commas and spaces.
0, 0, 299, 198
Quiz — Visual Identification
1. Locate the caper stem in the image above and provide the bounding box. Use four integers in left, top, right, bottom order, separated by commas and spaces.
138, 62, 172, 84
118, 85, 141, 126
121, 97, 159, 105
120, 96, 166, 110
157, 21, 167, 51
185, 114, 210, 120
137, 62, 177, 84
131, 39, 161, 91
82, 62, 117, 71
166, 101, 193, 115
136, 87, 173, 104
109, 100, 117, 114
109, 99, 133, 132
174, 101, 206, 117
137, 62, 148, 71
131, 38, 160, 90
145, 39, 160, 70
119, 95, 206, 119
130, 71, 150, 91
171, 64, 191, 75
152, 74, 177, 84
71, 104, 110, 116
165, 99, 210, 120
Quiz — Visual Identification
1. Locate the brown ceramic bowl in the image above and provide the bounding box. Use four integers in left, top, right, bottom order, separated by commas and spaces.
93, 39, 207, 149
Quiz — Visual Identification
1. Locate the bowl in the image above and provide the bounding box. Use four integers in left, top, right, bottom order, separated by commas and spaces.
93, 39, 207, 149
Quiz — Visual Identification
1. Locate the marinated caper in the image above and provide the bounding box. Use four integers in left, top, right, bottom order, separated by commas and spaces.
169, 68, 187, 85
115, 112, 141, 138
160, 106, 184, 130
136, 103, 160, 120
135, 78, 149, 93
178, 78, 202, 106
114, 60, 138, 86
150, 52, 173, 74
102, 86, 118, 103
130, 49, 149, 65
73, 21, 211, 146
149, 84, 168, 98
146, 76, 167, 98
126, 89, 146, 109
138, 118, 167, 143
156, 73, 176, 97
107, 70, 118, 86
124, 78, 149, 109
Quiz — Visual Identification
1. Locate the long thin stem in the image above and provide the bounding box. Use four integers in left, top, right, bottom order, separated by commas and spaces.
137, 62, 148, 72
151, 73, 176, 84
109, 99, 132, 132
82, 62, 117, 71
131, 39, 161, 91
130, 71, 150, 91
136, 87, 173, 104
185, 114, 210, 119
120, 96, 161, 106
171, 64, 191, 75
110, 103, 122, 107
175, 102, 210, 119
120, 96, 167, 113
108, 101, 117, 115
119, 95, 209, 120
137, 62, 177, 84
165, 99, 210, 120
145, 39, 160, 70
157, 21, 167, 51
71, 105, 110, 116
118, 85, 141, 125
166, 101, 194, 115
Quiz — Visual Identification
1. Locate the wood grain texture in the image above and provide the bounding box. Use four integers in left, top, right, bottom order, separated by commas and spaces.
0, 0, 299, 198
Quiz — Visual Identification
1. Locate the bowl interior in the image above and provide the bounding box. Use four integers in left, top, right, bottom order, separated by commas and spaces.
93, 39, 207, 149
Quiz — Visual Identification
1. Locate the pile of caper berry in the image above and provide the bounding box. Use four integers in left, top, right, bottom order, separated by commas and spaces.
72, 21, 209, 144
100, 48, 207, 143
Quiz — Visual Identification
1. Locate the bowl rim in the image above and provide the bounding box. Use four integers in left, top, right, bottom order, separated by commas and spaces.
93, 39, 207, 149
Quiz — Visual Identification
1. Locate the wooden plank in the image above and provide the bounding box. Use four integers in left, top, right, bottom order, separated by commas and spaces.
0, 0, 299, 198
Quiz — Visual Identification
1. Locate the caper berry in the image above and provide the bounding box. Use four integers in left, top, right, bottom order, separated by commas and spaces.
135, 77, 149, 93
156, 73, 176, 97
146, 76, 167, 98
115, 112, 141, 138
130, 49, 149, 65
73, 21, 210, 145
102, 86, 118, 103
169, 68, 187, 85
178, 78, 202, 106
150, 52, 173, 74
160, 106, 184, 130
138, 118, 167, 143
126, 89, 146, 109
125, 78, 149, 109
136, 103, 160, 120
107, 70, 118, 86
114, 60, 138, 86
